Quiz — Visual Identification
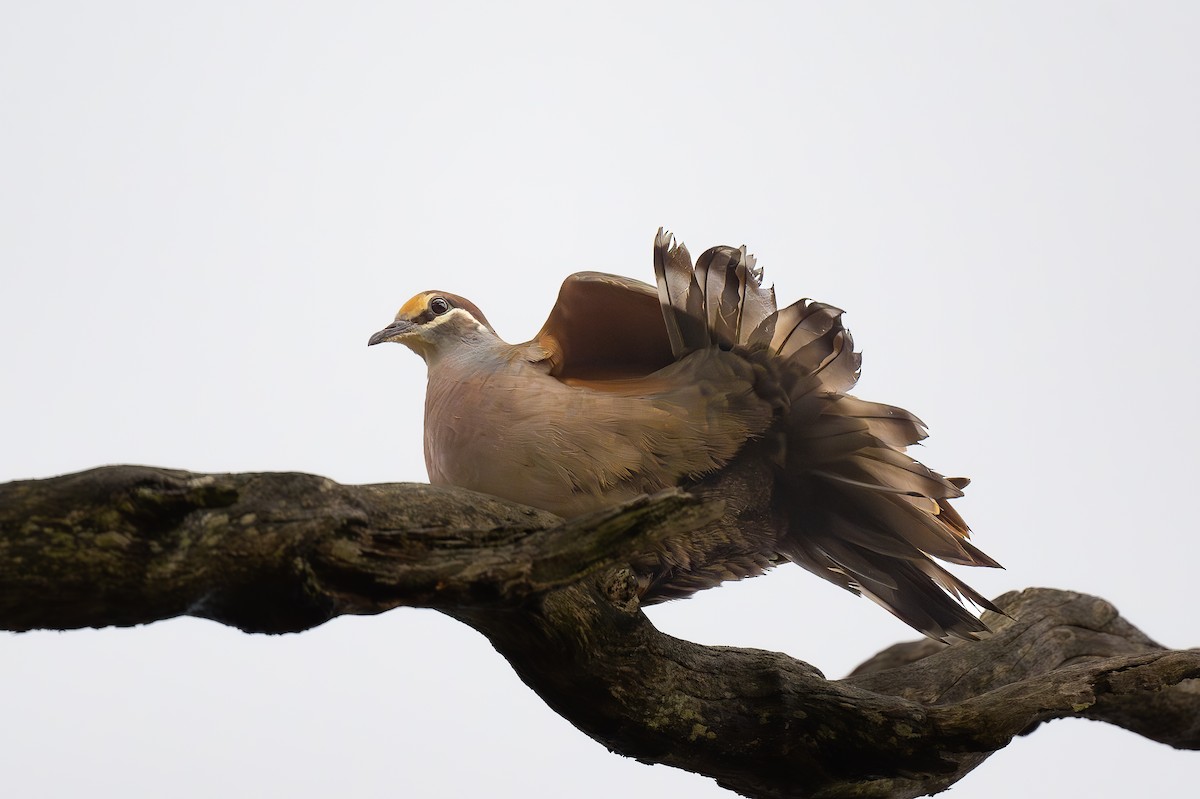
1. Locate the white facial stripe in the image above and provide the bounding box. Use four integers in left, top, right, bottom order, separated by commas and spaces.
423, 306, 490, 334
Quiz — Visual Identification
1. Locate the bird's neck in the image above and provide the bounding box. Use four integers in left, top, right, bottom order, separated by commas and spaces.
421, 328, 515, 373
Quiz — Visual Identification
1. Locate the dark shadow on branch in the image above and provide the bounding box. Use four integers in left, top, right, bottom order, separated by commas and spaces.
2, 466, 1197, 798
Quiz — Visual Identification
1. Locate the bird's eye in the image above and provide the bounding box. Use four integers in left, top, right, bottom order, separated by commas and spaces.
429, 297, 450, 315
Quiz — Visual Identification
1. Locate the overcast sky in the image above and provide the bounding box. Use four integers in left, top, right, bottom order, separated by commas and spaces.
2, 3, 1197, 797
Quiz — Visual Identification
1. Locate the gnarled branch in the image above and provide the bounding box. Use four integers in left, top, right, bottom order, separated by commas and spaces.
1, 466, 1196, 798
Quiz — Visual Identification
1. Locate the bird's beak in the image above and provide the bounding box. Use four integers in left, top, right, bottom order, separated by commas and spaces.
368, 319, 416, 346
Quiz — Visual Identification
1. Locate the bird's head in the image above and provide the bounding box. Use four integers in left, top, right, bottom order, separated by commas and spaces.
368, 291, 497, 362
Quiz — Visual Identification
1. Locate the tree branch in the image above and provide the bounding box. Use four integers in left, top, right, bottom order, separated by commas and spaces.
2, 466, 1196, 798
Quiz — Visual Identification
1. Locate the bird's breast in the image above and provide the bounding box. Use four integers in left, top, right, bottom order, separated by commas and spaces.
422, 362, 643, 515
420, 350, 775, 518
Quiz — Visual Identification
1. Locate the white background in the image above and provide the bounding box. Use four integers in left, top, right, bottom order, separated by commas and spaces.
2, 3, 1197, 796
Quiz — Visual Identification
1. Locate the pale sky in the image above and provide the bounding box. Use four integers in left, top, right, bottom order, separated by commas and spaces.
2, 3, 1197, 797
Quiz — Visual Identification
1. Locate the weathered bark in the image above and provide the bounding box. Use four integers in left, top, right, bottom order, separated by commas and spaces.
1, 466, 1197, 798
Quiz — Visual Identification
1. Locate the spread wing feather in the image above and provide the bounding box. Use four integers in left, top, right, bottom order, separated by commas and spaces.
647, 230, 1001, 641
653, 228, 707, 356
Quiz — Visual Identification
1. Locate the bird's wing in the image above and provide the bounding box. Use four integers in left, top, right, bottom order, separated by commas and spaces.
523, 271, 779, 505
530, 272, 677, 380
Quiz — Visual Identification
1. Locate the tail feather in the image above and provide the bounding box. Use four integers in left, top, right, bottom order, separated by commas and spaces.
736, 250, 775, 343
692, 244, 780, 349
849, 448, 966, 501
958, 537, 1003, 569
754, 300, 838, 357
651, 230, 1002, 641
690, 243, 715, 337
695, 245, 740, 343
915, 559, 1003, 615
818, 510, 934, 563
825, 396, 929, 447
789, 424, 881, 464
815, 483, 985, 567
653, 229, 707, 355
708, 248, 736, 340
780, 327, 862, 396
857, 559, 993, 641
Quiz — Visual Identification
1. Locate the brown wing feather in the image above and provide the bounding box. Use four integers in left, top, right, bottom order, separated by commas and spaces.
533, 271, 675, 380
653, 229, 708, 356
695, 245, 741, 344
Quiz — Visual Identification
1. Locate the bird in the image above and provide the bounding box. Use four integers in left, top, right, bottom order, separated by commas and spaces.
368, 229, 1001, 640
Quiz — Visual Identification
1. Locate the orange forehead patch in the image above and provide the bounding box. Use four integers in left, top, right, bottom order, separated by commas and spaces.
397, 293, 432, 318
